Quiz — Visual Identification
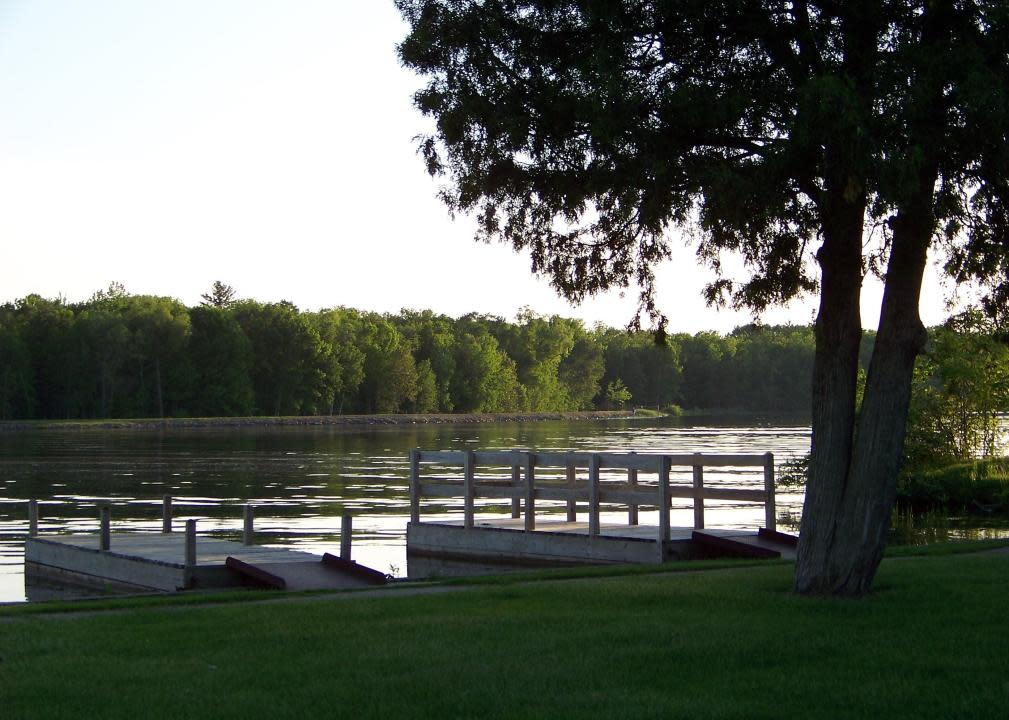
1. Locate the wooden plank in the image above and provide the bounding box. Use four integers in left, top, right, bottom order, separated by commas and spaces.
321, 552, 388, 585
225, 556, 287, 590
565, 461, 577, 522
658, 456, 671, 542
692, 460, 704, 530
692, 531, 781, 559
473, 450, 527, 465
340, 512, 352, 560
463, 450, 475, 529
510, 465, 521, 518
588, 454, 600, 537
162, 495, 172, 533
627, 458, 639, 526
533, 452, 593, 467
243, 504, 254, 546
28, 499, 38, 537
409, 449, 421, 524
597, 453, 663, 471
699, 488, 769, 502
524, 454, 536, 531
763, 452, 776, 532
758, 527, 798, 547
416, 450, 466, 464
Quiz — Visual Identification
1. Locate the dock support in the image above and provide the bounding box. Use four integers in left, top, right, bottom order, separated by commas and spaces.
565, 461, 577, 522
409, 449, 421, 524
523, 453, 535, 531
692, 455, 705, 529
162, 495, 172, 533
463, 450, 476, 529
628, 451, 639, 526
243, 504, 254, 545
185, 519, 197, 569
658, 456, 671, 543
588, 454, 600, 537
510, 464, 521, 518
28, 499, 38, 537
99, 504, 111, 551
341, 512, 352, 560
763, 453, 776, 532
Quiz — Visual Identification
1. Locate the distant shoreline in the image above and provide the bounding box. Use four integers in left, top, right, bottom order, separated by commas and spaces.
0, 410, 640, 433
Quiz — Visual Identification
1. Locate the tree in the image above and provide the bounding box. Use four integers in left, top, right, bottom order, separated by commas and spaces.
201, 281, 237, 309
397, 1, 1009, 595
187, 306, 255, 417
904, 312, 1009, 468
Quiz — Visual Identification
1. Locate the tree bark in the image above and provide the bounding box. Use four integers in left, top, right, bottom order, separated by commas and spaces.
794, 199, 865, 593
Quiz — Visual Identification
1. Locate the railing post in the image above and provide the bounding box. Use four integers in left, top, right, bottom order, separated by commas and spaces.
588, 454, 600, 537
692, 454, 705, 530
99, 504, 111, 551
628, 451, 639, 526
341, 511, 353, 560
28, 499, 38, 537
463, 450, 476, 529
565, 460, 577, 522
523, 452, 536, 531
185, 519, 197, 569
764, 452, 776, 532
409, 449, 421, 524
243, 504, 254, 545
162, 495, 173, 533
510, 463, 521, 519
658, 456, 670, 543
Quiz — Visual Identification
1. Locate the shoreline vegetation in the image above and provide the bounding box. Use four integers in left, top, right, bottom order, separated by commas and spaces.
0, 409, 639, 433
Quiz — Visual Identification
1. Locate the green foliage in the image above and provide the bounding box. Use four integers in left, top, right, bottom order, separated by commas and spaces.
0, 289, 832, 420
904, 311, 1009, 469
897, 459, 1009, 515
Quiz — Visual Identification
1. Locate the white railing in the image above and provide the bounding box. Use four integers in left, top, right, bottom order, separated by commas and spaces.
408, 450, 776, 544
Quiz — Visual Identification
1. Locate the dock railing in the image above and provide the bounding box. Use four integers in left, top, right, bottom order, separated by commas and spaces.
409, 450, 776, 545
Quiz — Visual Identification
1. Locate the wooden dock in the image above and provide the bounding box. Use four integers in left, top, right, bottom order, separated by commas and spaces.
24, 500, 387, 596
406, 449, 796, 568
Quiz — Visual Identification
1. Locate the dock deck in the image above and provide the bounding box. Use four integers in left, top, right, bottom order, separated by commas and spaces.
26, 512, 388, 595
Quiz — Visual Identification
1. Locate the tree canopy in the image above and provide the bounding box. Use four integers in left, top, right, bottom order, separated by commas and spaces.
397, 1, 1009, 595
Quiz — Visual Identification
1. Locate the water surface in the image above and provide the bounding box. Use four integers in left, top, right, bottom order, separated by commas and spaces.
0, 417, 812, 602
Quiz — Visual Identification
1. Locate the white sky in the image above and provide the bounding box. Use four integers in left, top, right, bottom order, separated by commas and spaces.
0, 0, 952, 333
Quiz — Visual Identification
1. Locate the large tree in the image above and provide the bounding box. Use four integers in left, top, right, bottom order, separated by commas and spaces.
397, 1, 1009, 595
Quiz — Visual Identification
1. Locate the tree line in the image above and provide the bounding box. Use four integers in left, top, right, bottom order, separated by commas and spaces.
0, 284, 825, 421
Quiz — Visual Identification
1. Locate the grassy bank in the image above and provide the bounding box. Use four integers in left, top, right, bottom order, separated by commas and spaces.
898, 457, 1009, 515
0, 410, 633, 433
3, 551, 1008, 719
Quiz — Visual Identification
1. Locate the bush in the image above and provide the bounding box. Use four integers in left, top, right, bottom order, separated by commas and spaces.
896, 458, 1009, 515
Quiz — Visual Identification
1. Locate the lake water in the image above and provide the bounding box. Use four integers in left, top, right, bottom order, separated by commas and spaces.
0, 416, 816, 602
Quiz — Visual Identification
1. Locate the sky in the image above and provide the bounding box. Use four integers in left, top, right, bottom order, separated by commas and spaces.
0, 0, 954, 334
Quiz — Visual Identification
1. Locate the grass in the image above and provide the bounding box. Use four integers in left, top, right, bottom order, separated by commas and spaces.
2, 549, 1008, 719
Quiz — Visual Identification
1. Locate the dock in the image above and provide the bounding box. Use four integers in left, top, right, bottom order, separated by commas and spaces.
406, 449, 797, 570
24, 500, 387, 596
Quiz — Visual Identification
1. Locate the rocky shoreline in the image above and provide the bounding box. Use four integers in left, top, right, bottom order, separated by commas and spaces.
0, 411, 639, 433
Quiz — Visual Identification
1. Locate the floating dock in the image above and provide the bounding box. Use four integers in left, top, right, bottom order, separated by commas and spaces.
24, 501, 387, 597
406, 449, 797, 570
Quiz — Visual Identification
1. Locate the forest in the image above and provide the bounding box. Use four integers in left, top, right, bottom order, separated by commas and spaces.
1, 284, 1005, 440
0, 283, 823, 420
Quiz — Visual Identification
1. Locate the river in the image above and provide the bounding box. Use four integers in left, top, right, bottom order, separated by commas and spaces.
0, 416, 816, 602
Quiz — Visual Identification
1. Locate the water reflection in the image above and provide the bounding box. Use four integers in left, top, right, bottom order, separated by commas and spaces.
0, 417, 813, 602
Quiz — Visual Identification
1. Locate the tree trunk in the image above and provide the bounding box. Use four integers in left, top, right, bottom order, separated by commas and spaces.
795, 202, 865, 593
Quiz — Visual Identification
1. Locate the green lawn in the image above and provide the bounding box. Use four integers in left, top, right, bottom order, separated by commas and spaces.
2, 552, 1008, 719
